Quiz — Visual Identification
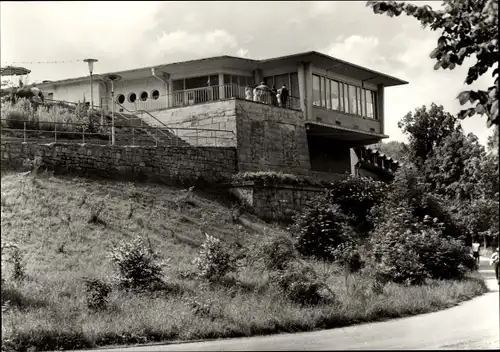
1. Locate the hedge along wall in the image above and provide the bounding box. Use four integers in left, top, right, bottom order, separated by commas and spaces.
1, 142, 237, 185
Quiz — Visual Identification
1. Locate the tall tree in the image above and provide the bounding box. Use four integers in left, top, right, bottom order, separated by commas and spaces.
397, 103, 461, 168
367, 0, 499, 127
425, 130, 486, 201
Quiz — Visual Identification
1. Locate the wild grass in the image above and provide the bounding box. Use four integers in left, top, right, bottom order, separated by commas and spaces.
0, 98, 88, 132
0, 172, 488, 351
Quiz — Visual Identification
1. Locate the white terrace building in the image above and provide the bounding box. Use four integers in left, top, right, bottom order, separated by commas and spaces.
37, 51, 407, 179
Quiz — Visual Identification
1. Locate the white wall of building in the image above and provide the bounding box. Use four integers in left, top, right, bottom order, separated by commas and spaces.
40, 81, 101, 106
111, 77, 167, 112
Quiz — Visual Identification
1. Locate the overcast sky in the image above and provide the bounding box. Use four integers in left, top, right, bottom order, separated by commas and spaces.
1, 1, 495, 145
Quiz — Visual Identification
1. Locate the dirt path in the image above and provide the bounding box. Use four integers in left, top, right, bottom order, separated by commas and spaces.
76, 259, 498, 351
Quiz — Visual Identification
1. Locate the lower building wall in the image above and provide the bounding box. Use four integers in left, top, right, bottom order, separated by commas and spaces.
151, 99, 312, 174
1, 142, 237, 185
235, 100, 311, 174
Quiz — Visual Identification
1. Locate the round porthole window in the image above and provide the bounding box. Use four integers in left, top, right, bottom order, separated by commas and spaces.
151, 89, 160, 100
117, 94, 125, 104
128, 93, 137, 103
140, 91, 148, 101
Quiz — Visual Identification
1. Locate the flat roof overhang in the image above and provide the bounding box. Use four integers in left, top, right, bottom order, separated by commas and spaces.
38, 56, 258, 88
306, 121, 388, 147
259, 51, 408, 87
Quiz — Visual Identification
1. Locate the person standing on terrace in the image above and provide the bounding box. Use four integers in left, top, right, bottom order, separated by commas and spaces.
279, 84, 289, 108
256, 81, 269, 103
271, 85, 278, 106
245, 85, 253, 100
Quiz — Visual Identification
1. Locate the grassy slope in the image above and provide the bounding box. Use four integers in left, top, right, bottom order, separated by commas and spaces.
0, 171, 488, 351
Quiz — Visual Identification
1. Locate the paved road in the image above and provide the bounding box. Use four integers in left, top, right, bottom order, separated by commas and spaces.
76, 259, 499, 351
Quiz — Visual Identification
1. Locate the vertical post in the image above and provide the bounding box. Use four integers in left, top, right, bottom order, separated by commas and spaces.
89, 72, 94, 118
196, 128, 199, 146
23, 122, 26, 143
111, 82, 115, 146
82, 125, 85, 144
54, 122, 57, 142
156, 129, 158, 147
132, 128, 135, 146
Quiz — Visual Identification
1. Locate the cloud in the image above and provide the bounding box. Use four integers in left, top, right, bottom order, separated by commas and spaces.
155, 29, 239, 59
323, 36, 381, 68
308, 1, 338, 17
236, 48, 250, 58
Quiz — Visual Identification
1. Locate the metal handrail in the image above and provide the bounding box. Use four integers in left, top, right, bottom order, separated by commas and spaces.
0, 118, 235, 147
102, 97, 177, 140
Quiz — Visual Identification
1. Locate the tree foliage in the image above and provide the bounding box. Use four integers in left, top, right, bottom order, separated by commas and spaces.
424, 130, 486, 200
487, 125, 499, 154
397, 103, 461, 167
326, 175, 388, 237
367, 0, 499, 127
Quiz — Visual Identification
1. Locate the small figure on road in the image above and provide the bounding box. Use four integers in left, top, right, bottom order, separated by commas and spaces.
472, 240, 481, 264
490, 247, 499, 285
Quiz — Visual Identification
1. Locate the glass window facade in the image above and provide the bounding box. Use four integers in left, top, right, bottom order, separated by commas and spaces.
312, 74, 377, 119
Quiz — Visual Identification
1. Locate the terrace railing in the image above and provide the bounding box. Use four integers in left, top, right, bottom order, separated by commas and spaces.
102, 84, 302, 113
0, 119, 236, 148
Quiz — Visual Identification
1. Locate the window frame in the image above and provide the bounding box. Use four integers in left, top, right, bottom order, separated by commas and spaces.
311, 73, 379, 119
312, 74, 321, 107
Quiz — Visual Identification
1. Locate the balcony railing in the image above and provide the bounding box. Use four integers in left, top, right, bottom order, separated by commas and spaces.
102, 84, 301, 113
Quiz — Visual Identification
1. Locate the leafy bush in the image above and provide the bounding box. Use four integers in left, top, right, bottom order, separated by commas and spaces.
260, 234, 297, 271
193, 233, 237, 281
270, 262, 334, 306
108, 236, 164, 290
326, 175, 388, 237
83, 277, 111, 311
369, 207, 472, 285
1, 243, 27, 282
330, 239, 364, 274
291, 201, 352, 261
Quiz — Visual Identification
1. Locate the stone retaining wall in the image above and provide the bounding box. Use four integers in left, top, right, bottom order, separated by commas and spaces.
229, 181, 331, 221
1, 142, 237, 185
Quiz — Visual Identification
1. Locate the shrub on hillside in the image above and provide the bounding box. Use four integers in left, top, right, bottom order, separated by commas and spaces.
108, 236, 164, 290
326, 175, 388, 237
370, 163, 469, 241
193, 233, 237, 282
369, 207, 472, 285
291, 201, 352, 261
330, 238, 364, 274
83, 277, 111, 311
260, 234, 298, 271
270, 261, 335, 306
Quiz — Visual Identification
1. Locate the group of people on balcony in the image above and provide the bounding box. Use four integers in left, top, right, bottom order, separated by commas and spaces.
245, 82, 289, 108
